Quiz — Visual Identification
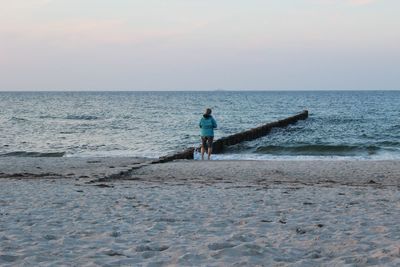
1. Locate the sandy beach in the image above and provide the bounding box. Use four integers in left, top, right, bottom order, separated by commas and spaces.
1, 159, 400, 266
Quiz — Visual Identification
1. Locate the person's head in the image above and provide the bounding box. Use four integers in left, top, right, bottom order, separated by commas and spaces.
205, 108, 212, 115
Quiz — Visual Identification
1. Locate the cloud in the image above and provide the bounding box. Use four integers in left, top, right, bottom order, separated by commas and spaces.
315, 0, 378, 6
0, 18, 198, 48
348, 0, 376, 6
0, 0, 54, 10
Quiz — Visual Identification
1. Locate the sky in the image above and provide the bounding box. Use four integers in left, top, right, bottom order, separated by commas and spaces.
0, 0, 399, 91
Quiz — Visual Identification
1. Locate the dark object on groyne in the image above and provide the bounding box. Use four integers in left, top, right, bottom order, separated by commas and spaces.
156, 110, 308, 163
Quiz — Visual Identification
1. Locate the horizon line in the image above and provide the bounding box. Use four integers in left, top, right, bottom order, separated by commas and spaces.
0, 89, 399, 93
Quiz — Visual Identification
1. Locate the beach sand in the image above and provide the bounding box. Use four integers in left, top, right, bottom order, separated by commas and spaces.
1, 159, 400, 266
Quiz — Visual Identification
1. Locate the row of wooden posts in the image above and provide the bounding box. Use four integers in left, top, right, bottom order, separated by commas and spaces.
155, 110, 309, 163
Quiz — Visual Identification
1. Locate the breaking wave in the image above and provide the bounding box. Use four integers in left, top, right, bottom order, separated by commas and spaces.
65, 115, 99, 120
0, 151, 66, 157
255, 144, 380, 156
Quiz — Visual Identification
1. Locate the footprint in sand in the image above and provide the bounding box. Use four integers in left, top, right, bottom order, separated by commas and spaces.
135, 244, 169, 252
208, 242, 237, 250
0, 255, 19, 263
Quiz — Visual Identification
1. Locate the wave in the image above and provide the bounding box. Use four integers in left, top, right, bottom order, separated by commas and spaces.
10, 117, 28, 122
255, 144, 380, 156
0, 151, 65, 157
39, 115, 59, 119
65, 115, 99, 120
38, 115, 99, 120
377, 141, 400, 147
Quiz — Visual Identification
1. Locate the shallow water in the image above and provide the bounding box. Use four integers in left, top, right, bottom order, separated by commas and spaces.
0, 91, 399, 159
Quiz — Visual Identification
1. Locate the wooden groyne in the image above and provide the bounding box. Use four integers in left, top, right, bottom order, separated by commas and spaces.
156, 110, 308, 163
212, 110, 308, 154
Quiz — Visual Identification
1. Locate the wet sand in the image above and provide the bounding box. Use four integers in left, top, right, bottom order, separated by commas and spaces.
1, 159, 400, 266
0, 157, 149, 180
129, 160, 400, 186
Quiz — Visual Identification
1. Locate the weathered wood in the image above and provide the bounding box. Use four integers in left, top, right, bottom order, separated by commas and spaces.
155, 147, 195, 163
212, 110, 308, 154
158, 110, 308, 162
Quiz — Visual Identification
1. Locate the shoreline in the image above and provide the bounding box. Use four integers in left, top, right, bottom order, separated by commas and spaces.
1, 157, 399, 186
0, 156, 150, 180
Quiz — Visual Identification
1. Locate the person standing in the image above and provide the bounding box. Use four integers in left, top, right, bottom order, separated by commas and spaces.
199, 108, 217, 160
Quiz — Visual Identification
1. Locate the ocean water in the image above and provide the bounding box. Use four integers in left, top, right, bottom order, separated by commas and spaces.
0, 91, 399, 160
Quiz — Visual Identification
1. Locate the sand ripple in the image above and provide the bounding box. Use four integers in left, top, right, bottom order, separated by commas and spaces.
1, 178, 400, 266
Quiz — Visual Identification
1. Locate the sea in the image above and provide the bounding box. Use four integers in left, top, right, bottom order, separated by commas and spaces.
1, 91, 399, 160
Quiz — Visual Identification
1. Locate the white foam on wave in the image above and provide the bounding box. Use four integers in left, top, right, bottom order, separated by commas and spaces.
64, 150, 160, 159
64, 149, 400, 161
210, 152, 400, 161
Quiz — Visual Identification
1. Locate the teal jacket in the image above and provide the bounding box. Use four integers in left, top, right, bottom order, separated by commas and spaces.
199, 115, 217, 137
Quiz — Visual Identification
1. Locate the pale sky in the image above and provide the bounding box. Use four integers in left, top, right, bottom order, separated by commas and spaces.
0, 0, 399, 90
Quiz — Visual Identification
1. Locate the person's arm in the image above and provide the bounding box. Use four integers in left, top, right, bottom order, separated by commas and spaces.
212, 118, 217, 129
199, 118, 203, 128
